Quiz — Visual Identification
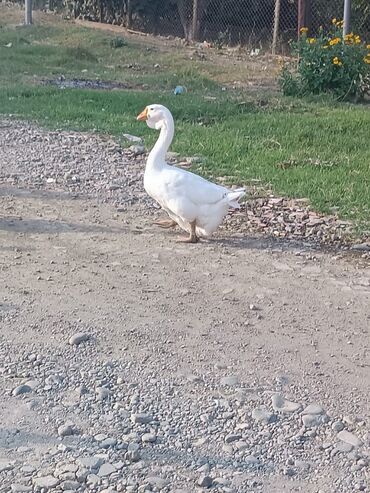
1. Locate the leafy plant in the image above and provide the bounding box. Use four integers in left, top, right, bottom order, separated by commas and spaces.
280, 19, 370, 100
110, 37, 127, 49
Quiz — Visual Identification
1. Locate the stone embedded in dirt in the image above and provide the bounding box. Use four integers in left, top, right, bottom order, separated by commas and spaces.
337, 430, 363, 447
33, 476, 60, 489
100, 437, 117, 448
225, 433, 242, 443
77, 456, 104, 470
197, 475, 213, 488
12, 384, 32, 396
58, 424, 75, 437
68, 332, 90, 345
131, 413, 153, 424
332, 420, 345, 432
220, 375, 240, 386
96, 387, 111, 400
122, 133, 143, 144
128, 144, 145, 156
302, 414, 325, 427
252, 407, 277, 424
334, 441, 354, 453
271, 393, 301, 413
98, 462, 117, 477
351, 243, 370, 252
11, 485, 32, 493
60, 480, 80, 490
0, 461, 14, 472
302, 403, 324, 415
146, 477, 170, 489
142, 433, 156, 443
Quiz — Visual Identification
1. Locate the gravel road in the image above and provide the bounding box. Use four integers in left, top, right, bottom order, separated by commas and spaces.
0, 120, 369, 493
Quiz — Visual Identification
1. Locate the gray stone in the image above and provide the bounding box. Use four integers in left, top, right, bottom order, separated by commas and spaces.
12, 384, 32, 396
96, 387, 111, 400
100, 437, 117, 448
335, 441, 354, 453
197, 475, 213, 488
98, 462, 116, 477
331, 420, 345, 432
220, 375, 240, 386
295, 460, 311, 471
0, 461, 14, 472
69, 332, 90, 345
60, 480, 80, 491
58, 424, 75, 437
252, 407, 277, 424
337, 430, 363, 447
77, 456, 104, 470
302, 403, 324, 415
129, 144, 145, 156
142, 433, 156, 443
122, 133, 143, 144
86, 473, 101, 485
225, 433, 242, 443
302, 414, 324, 427
146, 477, 170, 489
33, 476, 60, 489
11, 485, 32, 493
271, 393, 301, 413
131, 413, 153, 424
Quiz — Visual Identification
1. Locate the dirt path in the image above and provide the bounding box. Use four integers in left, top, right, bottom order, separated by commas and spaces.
0, 122, 369, 492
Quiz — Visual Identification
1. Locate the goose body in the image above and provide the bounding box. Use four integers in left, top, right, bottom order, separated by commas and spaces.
137, 104, 245, 242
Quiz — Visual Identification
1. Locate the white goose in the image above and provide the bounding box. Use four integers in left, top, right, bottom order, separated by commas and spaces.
137, 104, 245, 243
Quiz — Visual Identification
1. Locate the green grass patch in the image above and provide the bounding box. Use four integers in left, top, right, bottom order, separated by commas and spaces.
0, 13, 369, 234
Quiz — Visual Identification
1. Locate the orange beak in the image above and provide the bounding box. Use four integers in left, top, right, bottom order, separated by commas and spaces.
137, 107, 148, 121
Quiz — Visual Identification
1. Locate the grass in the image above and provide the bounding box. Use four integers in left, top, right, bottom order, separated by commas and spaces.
0, 7, 369, 235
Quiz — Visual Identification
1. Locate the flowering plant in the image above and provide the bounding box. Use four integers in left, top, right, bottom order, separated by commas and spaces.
279, 19, 370, 100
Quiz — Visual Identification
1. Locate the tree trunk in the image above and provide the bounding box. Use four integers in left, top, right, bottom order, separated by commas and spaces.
192, 0, 199, 41
177, 0, 192, 40
272, 0, 281, 55
127, 0, 132, 29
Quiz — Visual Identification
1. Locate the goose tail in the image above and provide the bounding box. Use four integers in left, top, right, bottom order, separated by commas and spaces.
227, 187, 246, 209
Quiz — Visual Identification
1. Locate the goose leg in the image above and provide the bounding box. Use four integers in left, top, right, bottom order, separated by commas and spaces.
176, 220, 199, 243
153, 218, 177, 229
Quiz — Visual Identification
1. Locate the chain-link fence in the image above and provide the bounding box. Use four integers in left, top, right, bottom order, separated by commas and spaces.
17, 0, 370, 52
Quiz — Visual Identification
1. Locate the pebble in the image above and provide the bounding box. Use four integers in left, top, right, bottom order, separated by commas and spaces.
68, 332, 89, 345
131, 413, 153, 424
11, 485, 32, 493
225, 433, 242, 443
302, 403, 324, 415
220, 375, 240, 386
146, 477, 169, 489
332, 420, 345, 432
12, 384, 32, 396
77, 456, 104, 470
0, 461, 14, 472
33, 476, 60, 489
58, 424, 75, 437
96, 387, 111, 400
60, 480, 80, 490
302, 414, 324, 427
98, 462, 117, 477
271, 393, 301, 413
141, 433, 156, 443
337, 430, 363, 447
197, 475, 213, 487
252, 407, 277, 424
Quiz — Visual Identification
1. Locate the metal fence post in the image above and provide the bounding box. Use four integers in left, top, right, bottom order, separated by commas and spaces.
25, 0, 32, 25
343, 0, 351, 36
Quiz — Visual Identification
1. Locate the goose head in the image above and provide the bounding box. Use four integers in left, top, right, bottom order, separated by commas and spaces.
137, 104, 172, 130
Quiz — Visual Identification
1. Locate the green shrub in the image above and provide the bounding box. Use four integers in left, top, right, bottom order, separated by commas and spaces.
280, 19, 370, 100
110, 37, 127, 49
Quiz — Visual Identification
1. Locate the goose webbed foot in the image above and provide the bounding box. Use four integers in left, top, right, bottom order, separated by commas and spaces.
176, 220, 199, 243
153, 219, 177, 229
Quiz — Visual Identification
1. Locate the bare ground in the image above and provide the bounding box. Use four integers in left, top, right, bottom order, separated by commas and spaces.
0, 120, 369, 492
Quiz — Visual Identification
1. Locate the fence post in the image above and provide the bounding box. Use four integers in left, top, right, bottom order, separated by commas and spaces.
272, 0, 281, 55
25, 0, 32, 25
192, 0, 199, 41
343, 0, 351, 36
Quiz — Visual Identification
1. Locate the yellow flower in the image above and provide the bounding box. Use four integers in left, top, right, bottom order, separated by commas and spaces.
307, 38, 316, 44
336, 20, 344, 27
364, 58, 370, 64
329, 37, 341, 46
354, 35, 361, 44
367, 44, 370, 49
332, 18, 337, 25
300, 27, 308, 34
333, 57, 342, 66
